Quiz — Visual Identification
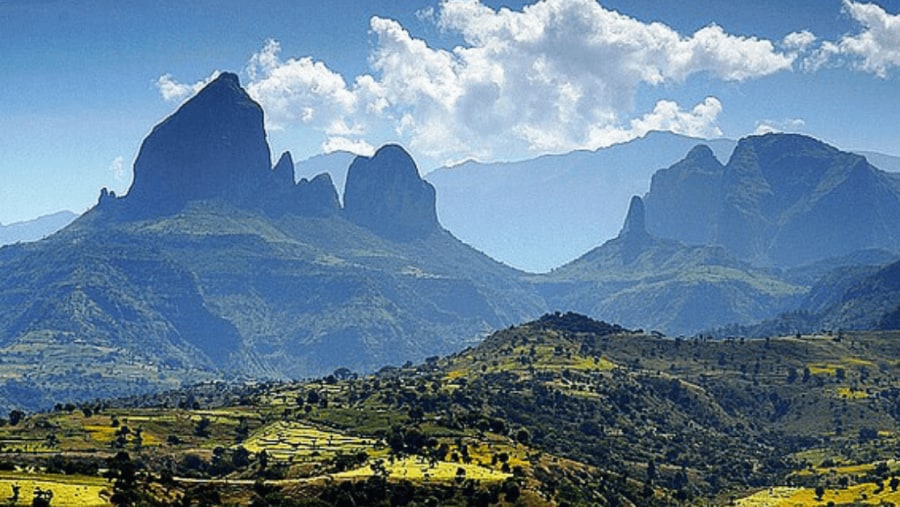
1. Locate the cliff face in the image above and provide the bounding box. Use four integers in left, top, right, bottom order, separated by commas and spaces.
125, 73, 272, 215
644, 133, 900, 267
343, 145, 440, 241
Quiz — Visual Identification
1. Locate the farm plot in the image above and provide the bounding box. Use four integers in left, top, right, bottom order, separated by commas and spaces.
239, 420, 377, 462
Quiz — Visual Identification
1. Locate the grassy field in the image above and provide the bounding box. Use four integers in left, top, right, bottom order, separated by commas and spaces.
239, 420, 378, 462
738, 483, 900, 506
334, 456, 511, 482
0, 473, 109, 507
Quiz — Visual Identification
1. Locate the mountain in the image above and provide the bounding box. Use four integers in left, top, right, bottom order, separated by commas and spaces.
815, 258, 900, 330
0, 211, 77, 246
294, 150, 356, 200
644, 133, 900, 267
535, 196, 805, 334
856, 149, 900, 173
425, 132, 736, 272
0, 72, 546, 412
343, 145, 440, 241
5, 312, 900, 506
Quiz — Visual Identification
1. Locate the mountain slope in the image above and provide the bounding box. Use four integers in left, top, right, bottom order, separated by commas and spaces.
5, 313, 899, 506
645, 133, 900, 267
0, 73, 545, 412
537, 196, 805, 334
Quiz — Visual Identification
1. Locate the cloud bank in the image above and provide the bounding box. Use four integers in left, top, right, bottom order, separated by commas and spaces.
158, 0, 900, 166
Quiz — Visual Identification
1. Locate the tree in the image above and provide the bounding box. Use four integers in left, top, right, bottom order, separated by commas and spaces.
515, 428, 530, 445
814, 485, 825, 501
31, 487, 53, 507
194, 416, 211, 438
889, 476, 899, 492
8, 410, 24, 426
104, 451, 142, 507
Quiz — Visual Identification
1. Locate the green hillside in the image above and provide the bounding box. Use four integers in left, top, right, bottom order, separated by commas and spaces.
1, 313, 898, 506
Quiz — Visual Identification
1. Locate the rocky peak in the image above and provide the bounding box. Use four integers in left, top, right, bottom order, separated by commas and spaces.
295, 173, 341, 217
343, 144, 440, 241
617, 196, 651, 264
684, 144, 720, 167
619, 196, 649, 240
124, 72, 272, 215
272, 151, 296, 188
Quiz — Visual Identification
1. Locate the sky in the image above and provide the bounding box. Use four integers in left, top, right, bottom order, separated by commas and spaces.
2, 0, 900, 225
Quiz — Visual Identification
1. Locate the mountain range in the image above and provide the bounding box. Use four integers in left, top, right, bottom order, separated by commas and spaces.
536, 196, 806, 335
426, 132, 737, 272
3, 72, 900, 412
0, 211, 77, 247
0, 73, 545, 411
644, 134, 900, 267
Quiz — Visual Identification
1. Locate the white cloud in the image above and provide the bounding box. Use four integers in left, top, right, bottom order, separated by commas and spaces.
799, 1, 900, 76
837, 0, 900, 77
156, 0, 797, 166
323, 137, 376, 156
108, 155, 126, 181
155, 71, 221, 102
357, 0, 789, 163
244, 40, 358, 132
782, 30, 817, 51
752, 117, 806, 135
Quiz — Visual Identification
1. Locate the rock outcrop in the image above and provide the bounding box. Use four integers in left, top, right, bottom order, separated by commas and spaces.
295, 173, 341, 217
644, 144, 724, 245
343, 144, 440, 241
644, 133, 900, 267
124, 72, 272, 215
618, 195, 651, 263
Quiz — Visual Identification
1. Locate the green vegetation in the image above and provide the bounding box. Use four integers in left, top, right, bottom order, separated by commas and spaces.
0, 313, 898, 505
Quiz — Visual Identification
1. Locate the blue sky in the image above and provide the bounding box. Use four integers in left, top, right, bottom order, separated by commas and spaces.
2, 0, 900, 224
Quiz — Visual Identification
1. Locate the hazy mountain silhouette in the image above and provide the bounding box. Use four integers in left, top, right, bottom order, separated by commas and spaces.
0, 211, 77, 246
426, 132, 736, 272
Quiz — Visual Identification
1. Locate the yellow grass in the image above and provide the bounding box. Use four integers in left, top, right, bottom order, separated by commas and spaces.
82, 425, 116, 445
836, 386, 869, 399
735, 487, 800, 506
737, 482, 900, 506
334, 456, 511, 482
0, 474, 109, 507
807, 363, 838, 375
239, 420, 375, 461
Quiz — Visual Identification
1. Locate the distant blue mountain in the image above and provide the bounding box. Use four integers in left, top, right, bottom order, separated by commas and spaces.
644, 133, 900, 267
294, 151, 356, 203
0, 211, 77, 246
856, 150, 900, 173
426, 132, 736, 272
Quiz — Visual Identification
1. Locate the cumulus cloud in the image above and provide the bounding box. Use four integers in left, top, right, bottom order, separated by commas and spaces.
323, 137, 376, 156
782, 30, 817, 51
156, 0, 798, 165
752, 117, 806, 135
800, 1, 900, 76
837, 0, 900, 77
156, 71, 221, 102
357, 0, 791, 162
244, 39, 359, 132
